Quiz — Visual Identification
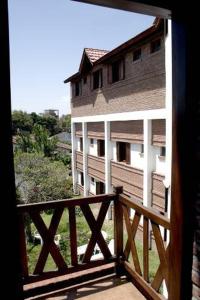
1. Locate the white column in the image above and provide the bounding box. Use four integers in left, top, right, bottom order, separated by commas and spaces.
165, 19, 172, 220
143, 119, 154, 208
163, 19, 172, 299
71, 122, 78, 193
143, 119, 154, 249
105, 121, 112, 193
82, 122, 90, 196
105, 121, 113, 219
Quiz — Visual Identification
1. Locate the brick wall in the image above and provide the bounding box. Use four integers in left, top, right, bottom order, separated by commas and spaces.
87, 154, 105, 182
87, 122, 104, 139
110, 120, 143, 144
75, 123, 82, 137
71, 33, 165, 117
111, 161, 143, 200
152, 119, 166, 146
75, 151, 83, 171
151, 172, 165, 213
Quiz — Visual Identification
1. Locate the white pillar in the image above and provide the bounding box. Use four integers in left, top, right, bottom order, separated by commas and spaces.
143, 119, 154, 208
105, 121, 112, 193
163, 19, 172, 299
71, 122, 78, 193
143, 119, 154, 248
105, 121, 113, 219
165, 19, 172, 220
82, 122, 90, 196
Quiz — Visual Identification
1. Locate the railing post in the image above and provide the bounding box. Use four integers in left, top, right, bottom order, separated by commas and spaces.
114, 186, 124, 275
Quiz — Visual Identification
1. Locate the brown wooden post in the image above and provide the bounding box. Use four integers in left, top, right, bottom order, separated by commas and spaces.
114, 186, 124, 275
0, 1, 23, 298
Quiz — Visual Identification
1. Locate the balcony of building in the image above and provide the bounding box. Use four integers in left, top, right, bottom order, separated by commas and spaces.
18, 187, 170, 300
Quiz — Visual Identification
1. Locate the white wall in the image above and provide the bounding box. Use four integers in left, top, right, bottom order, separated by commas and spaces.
90, 177, 96, 194
112, 142, 117, 162
131, 143, 144, 170
77, 137, 81, 151
77, 171, 82, 185
89, 139, 97, 156
154, 146, 166, 175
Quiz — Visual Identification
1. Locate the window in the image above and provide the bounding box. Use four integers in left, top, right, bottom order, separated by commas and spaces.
91, 177, 95, 183
75, 81, 81, 96
150, 38, 161, 53
96, 181, 105, 195
80, 172, 84, 186
116, 142, 130, 164
111, 58, 125, 83
97, 139, 105, 157
141, 144, 144, 154
80, 137, 83, 152
160, 146, 166, 157
93, 69, 103, 90
133, 48, 141, 61
90, 138, 94, 146
83, 76, 87, 84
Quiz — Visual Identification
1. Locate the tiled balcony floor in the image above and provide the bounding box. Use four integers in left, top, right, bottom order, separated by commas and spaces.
26, 275, 145, 300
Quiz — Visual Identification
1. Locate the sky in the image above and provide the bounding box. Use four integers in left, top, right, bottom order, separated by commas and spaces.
8, 0, 154, 116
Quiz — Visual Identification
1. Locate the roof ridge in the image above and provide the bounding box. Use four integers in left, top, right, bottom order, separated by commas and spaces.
85, 47, 109, 52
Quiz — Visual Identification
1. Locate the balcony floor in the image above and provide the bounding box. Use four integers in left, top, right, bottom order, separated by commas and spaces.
26, 275, 145, 300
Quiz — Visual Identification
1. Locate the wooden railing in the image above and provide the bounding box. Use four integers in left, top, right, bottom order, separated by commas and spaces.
17, 194, 117, 286
17, 188, 170, 299
118, 193, 170, 300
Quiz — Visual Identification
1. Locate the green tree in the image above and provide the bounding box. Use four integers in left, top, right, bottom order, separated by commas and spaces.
12, 110, 33, 134
33, 124, 58, 157
59, 114, 71, 133
15, 152, 73, 241
15, 132, 34, 153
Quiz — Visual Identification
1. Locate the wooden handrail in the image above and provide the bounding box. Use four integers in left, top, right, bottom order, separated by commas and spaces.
118, 190, 170, 298
17, 193, 117, 288
17, 193, 116, 213
119, 193, 170, 229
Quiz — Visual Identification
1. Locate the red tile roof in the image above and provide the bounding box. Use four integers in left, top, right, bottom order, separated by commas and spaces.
85, 48, 109, 63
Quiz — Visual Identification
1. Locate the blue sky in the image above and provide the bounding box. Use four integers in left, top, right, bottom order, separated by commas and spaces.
8, 0, 154, 116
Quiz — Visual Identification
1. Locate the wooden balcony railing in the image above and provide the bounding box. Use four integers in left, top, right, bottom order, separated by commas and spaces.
119, 192, 170, 299
17, 194, 117, 285
17, 187, 170, 299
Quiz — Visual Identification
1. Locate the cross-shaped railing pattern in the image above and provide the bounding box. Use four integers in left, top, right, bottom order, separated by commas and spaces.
17, 187, 170, 299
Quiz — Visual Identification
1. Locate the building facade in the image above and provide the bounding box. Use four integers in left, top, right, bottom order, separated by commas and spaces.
65, 18, 172, 217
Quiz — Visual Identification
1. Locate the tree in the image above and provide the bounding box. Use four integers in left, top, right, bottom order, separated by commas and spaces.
15, 152, 73, 241
12, 110, 33, 134
33, 124, 58, 157
59, 114, 71, 133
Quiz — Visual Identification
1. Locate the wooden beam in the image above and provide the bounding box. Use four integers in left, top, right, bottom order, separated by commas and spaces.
72, 0, 171, 18
0, 1, 23, 299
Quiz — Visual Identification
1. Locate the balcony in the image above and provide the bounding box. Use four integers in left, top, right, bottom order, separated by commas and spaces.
87, 154, 105, 182
17, 188, 170, 299
75, 150, 83, 171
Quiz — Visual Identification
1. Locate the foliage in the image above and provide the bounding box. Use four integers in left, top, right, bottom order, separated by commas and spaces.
15, 152, 73, 204
12, 110, 33, 134
15, 124, 58, 157
53, 152, 71, 167
12, 110, 65, 136
59, 114, 71, 133
33, 124, 58, 157
15, 132, 34, 153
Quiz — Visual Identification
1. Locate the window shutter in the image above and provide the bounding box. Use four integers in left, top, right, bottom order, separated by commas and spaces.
97, 140, 100, 156
116, 142, 120, 162
126, 143, 130, 164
